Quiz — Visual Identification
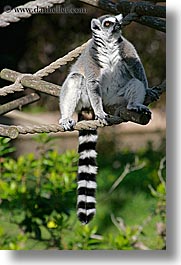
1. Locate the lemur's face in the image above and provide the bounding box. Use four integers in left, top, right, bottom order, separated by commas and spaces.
91, 14, 123, 38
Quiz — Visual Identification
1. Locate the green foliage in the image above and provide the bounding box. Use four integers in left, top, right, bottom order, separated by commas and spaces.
0, 135, 166, 250
0, 135, 78, 249
0, 137, 15, 156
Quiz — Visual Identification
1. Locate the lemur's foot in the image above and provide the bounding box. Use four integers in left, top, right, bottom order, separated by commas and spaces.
59, 118, 76, 131
146, 88, 160, 101
127, 103, 151, 115
95, 112, 109, 125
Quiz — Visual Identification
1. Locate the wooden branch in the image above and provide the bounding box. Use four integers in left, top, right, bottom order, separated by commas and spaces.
0, 82, 165, 139
104, 79, 165, 115
116, 1, 166, 18
143, 0, 166, 2
0, 69, 60, 97
79, 0, 166, 32
0, 68, 165, 138
0, 111, 147, 139
135, 16, 165, 32
0, 125, 19, 139
104, 98, 151, 125
79, 0, 118, 13
0, 93, 40, 115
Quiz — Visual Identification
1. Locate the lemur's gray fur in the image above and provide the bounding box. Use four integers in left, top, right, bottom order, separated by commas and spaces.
59, 14, 150, 224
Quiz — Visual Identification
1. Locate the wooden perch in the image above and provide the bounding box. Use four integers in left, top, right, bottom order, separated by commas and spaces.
0, 71, 165, 138
79, 0, 166, 32
0, 125, 19, 139
0, 112, 147, 139
0, 93, 40, 115
116, 1, 166, 18
0, 69, 60, 97
136, 16, 165, 32
0, 67, 165, 137
138, 0, 166, 2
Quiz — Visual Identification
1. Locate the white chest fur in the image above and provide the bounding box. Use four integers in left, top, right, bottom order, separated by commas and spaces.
97, 41, 120, 70
99, 55, 132, 107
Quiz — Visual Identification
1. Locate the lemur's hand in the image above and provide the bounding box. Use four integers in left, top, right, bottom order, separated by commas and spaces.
59, 118, 76, 131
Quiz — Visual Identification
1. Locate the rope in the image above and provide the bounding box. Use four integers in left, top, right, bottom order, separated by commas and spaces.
0, 73, 33, 96
0, 0, 65, 27
0, 78, 164, 138
0, 40, 90, 96
0, 11, 137, 96
0, 116, 124, 139
17, 120, 104, 134
34, 39, 91, 78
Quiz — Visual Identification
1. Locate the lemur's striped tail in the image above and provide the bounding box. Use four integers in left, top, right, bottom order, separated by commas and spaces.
77, 129, 98, 224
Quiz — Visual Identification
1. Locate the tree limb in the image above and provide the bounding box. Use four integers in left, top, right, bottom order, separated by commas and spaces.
79, 0, 166, 32
0, 125, 19, 139
135, 16, 165, 32
0, 69, 60, 97
0, 68, 165, 139
0, 84, 165, 139
117, 0, 166, 18
142, 0, 166, 2
0, 93, 40, 115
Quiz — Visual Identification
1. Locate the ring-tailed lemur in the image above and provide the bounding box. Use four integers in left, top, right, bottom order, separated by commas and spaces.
59, 14, 151, 224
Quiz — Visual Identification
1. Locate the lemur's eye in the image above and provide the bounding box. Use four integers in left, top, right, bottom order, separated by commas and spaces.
103, 21, 113, 28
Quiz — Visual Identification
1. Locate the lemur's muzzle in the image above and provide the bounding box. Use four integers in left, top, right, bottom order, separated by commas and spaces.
112, 23, 121, 33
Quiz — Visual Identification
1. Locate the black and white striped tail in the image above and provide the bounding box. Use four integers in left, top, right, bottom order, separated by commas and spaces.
77, 129, 98, 224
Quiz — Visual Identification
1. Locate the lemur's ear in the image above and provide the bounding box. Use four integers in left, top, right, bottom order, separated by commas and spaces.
91, 18, 101, 31
115, 14, 123, 23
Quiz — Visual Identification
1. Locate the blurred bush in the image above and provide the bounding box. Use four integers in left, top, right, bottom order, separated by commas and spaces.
0, 135, 166, 250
